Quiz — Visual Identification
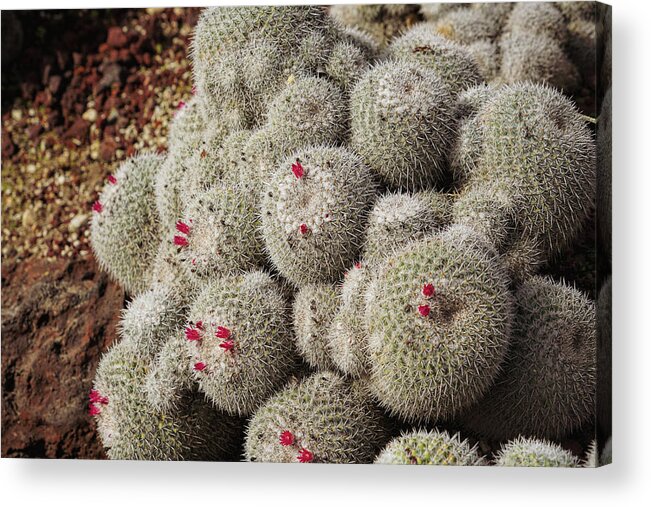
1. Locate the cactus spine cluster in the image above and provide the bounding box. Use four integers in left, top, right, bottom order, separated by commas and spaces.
87, 4, 606, 465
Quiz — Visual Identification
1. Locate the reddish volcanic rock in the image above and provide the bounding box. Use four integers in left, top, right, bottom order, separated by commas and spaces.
1, 257, 124, 458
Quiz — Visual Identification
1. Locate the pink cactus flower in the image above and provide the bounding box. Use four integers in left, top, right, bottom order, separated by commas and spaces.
418, 304, 431, 317
92, 201, 103, 213
297, 448, 314, 463
422, 283, 435, 298
291, 161, 304, 179
279, 430, 295, 446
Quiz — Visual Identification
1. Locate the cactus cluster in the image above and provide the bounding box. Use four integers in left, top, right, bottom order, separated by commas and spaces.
87, 3, 608, 465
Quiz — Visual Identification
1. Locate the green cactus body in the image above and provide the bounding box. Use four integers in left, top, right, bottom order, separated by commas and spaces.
350, 60, 456, 191
93, 338, 242, 461
266, 76, 348, 148
187, 271, 297, 416
366, 230, 513, 423
144, 332, 195, 413
260, 146, 378, 286
183, 122, 233, 199
166, 96, 206, 151
175, 183, 264, 281
90, 153, 164, 295
191, 6, 336, 128
292, 283, 339, 371
462, 276, 596, 440
245, 371, 390, 463
325, 40, 373, 92
328, 262, 373, 378
363, 191, 453, 266
453, 83, 595, 260
495, 437, 580, 467
119, 282, 190, 360
387, 25, 483, 96
375, 429, 485, 465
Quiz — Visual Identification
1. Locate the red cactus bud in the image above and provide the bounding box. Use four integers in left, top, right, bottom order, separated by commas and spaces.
422, 283, 435, 298
196, 321, 204, 331
174, 235, 189, 247
297, 448, 314, 463
185, 326, 201, 342
291, 161, 304, 179
98, 395, 109, 405
176, 221, 191, 235
219, 340, 234, 352
92, 201, 103, 213
89, 389, 101, 403
177, 100, 186, 110
215, 326, 231, 339
279, 430, 295, 446
299, 223, 309, 235
194, 362, 207, 372
418, 304, 431, 317
107, 174, 117, 185
89, 404, 101, 416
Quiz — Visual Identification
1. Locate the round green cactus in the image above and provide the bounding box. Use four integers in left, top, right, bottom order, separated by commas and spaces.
328, 261, 373, 378
266, 76, 348, 148
462, 276, 596, 440
453, 83, 595, 260
495, 437, 580, 467
245, 371, 390, 463
375, 429, 485, 465
186, 271, 297, 416
292, 283, 339, 371
363, 191, 453, 266
174, 183, 265, 281
365, 229, 514, 423
92, 337, 242, 461
260, 146, 378, 286
90, 153, 165, 295
191, 6, 336, 128
118, 282, 190, 360
350, 60, 457, 191
387, 25, 483, 95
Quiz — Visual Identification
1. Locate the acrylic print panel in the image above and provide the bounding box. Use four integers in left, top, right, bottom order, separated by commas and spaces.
0, 2, 611, 467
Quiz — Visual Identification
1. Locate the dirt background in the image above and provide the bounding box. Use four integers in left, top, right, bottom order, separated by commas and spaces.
1, 8, 199, 458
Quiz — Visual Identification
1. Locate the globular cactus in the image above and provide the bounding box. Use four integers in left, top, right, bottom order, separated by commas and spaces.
174, 183, 265, 281
434, 5, 506, 44
387, 25, 483, 95
365, 229, 514, 423
144, 333, 194, 413
166, 96, 207, 151
90, 153, 165, 295
186, 271, 297, 416
495, 437, 580, 467
350, 60, 457, 191
266, 76, 348, 148
363, 191, 453, 265
462, 276, 596, 440
245, 371, 390, 463
260, 146, 378, 286
328, 261, 373, 378
375, 429, 485, 466
505, 2, 569, 45
155, 136, 203, 233
292, 283, 339, 371
325, 39, 374, 92
499, 31, 580, 92
118, 282, 190, 360
329, 3, 420, 47
92, 338, 242, 461
191, 6, 336, 128
452, 83, 595, 261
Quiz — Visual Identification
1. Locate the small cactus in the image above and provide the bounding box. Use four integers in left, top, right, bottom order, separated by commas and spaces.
90, 153, 165, 295
245, 371, 390, 463
350, 60, 457, 191
260, 146, 378, 286
375, 429, 486, 465
495, 437, 580, 467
